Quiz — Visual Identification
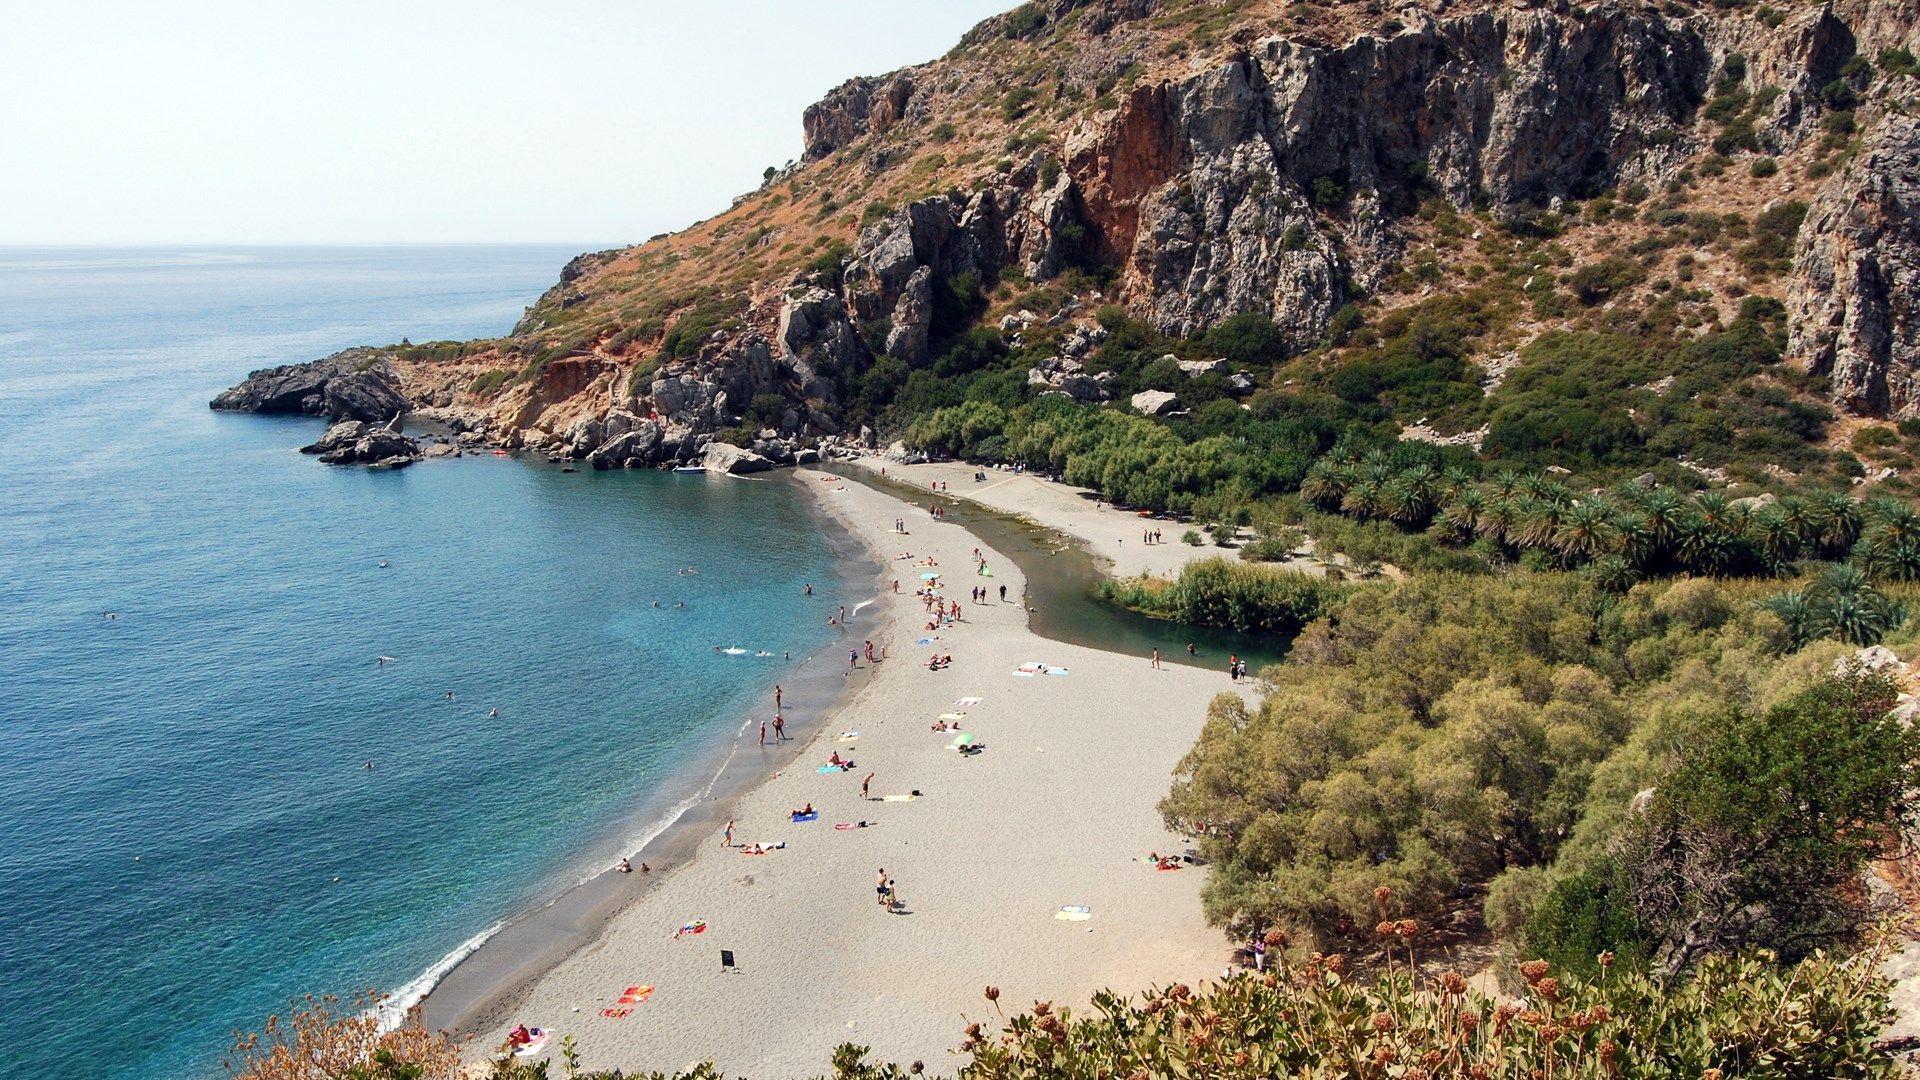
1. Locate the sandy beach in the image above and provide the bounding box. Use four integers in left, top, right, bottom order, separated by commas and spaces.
452, 469, 1247, 1076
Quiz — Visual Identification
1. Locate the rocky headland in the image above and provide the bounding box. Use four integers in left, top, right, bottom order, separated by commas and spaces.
213, 0, 1920, 475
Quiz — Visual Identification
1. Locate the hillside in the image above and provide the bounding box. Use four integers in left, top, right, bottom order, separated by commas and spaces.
216, 0, 1920, 496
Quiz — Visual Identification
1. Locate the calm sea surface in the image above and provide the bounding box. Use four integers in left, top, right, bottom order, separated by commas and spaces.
0, 247, 847, 1079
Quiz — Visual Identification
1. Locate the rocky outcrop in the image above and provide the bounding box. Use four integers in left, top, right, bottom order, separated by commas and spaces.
1131, 389, 1180, 416
1789, 116, 1920, 417
299, 420, 421, 467
702, 441, 773, 475
802, 74, 916, 160
212, 349, 410, 423
1071, 7, 1707, 343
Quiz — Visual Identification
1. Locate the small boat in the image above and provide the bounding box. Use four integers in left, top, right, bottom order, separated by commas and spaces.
490, 449, 510, 457
671, 465, 706, 473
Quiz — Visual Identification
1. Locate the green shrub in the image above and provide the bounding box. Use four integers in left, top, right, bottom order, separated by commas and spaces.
1096, 558, 1345, 633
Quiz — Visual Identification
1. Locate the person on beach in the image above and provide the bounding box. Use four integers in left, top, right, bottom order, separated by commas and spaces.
723, 820, 734, 847
862, 772, 873, 800
1152, 648, 1162, 670
759, 721, 767, 747
877, 868, 890, 906
864, 640, 875, 662
892, 579, 900, 593
839, 605, 848, 623
775, 684, 783, 711
849, 648, 859, 670
998, 585, 1007, 602
773, 714, 786, 741
1228, 654, 1239, 681
617, 858, 632, 873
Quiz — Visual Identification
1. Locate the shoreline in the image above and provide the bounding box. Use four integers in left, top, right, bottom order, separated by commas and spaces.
415, 472, 885, 1034
432, 468, 1247, 1076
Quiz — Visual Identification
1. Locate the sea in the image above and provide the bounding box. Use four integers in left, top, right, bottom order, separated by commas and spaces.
0, 246, 850, 1080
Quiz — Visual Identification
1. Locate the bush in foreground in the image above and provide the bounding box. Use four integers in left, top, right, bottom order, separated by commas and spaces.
237, 932, 1904, 1078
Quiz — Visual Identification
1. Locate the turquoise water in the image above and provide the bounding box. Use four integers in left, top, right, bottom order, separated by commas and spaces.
0, 247, 847, 1079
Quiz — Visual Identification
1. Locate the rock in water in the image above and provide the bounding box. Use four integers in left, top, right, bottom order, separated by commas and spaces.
702, 442, 773, 475
211, 348, 410, 423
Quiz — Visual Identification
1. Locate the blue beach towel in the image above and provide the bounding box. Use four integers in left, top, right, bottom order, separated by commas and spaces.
791, 811, 819, 822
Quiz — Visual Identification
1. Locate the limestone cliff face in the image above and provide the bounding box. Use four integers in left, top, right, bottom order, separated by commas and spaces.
217, 0, 1920, 460
1790, 115, 1920, 417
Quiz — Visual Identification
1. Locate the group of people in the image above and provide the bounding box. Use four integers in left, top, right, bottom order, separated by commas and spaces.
1140, 528, 1166, 544
1227, 654, 1249, 681
876, 867, 902, 910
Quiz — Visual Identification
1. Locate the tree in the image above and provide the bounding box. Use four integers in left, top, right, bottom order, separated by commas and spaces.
1621, 671, 1920, 973
1852, 497, 1920, 581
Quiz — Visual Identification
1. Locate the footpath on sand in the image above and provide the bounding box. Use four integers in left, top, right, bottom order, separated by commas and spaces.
459, 469, 1249, 1077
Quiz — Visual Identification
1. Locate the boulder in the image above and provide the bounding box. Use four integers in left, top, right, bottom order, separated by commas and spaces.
1227, 373, 1257, 395
315, 427, 422, 467
703, 441, 773, 475
1132, 389, 1180, 416
1178, 358, 1231, 377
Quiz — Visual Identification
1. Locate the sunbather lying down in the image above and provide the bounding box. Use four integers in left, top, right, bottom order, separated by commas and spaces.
741, 842, 786, 855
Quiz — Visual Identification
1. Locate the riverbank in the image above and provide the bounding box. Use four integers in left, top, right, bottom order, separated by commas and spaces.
443, 469, 1247, 1076
853, 458, 1330, 581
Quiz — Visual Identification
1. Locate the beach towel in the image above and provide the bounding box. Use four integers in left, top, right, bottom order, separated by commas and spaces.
514, 1030, 553, 1055
915, 638, 938, 645
673, 920, 708, 939
791, 811, 819, 822
1046, 667, 1070, 677
881, 794, 917, 802
616, 985, 654, 1004
1156, 863, 1182, 871
1055, 906, 1093, 922
938, 712, 966, 720
600, 1008, 631, 1019
919, 572, 940, 580
955, 697, 982, 706
817, 764, 852, 773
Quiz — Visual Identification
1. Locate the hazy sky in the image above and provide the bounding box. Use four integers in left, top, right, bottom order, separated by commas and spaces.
1, 0, 1013, 246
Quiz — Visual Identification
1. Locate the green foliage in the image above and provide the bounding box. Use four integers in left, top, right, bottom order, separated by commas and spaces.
1001, 86, 1038, 122
805, 241, 853, 289
1003, 2, 1046, 38
1311, 174, 1345, 208
1160, 571, 1852, 940
1621, 672, 1920, 971
1566, 258, 1645, 305
937, 940, 1901, 1079
1761, 564, 1908, 646
1739, 200, 1807, 276
1096, 558, 1346, 633
658, 294, 744, 361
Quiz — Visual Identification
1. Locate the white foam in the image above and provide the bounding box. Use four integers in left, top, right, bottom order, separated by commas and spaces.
376, 920, 503, 1032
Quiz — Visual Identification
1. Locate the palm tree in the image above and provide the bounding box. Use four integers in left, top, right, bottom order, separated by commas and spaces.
1382, 474, 1434, 527
1758, 588, 1816, 647
1587, 554, 1642, 593
1488, 469, 1525, 502
1439, 466, 1477, 502
1612, 511, 1654, 567
1512, 496, 1564, 551
1554, 500, 1622, 566
1341, 479, 1386, 520
1775, 495, 1817, 559
1854, 497, 1920, 581
1808, 491, 1862, 557
1300, 460, 1349, 509
1435, 487, 1487, 542
1477, 495, 1518, 547
1746, 507, 1802, 576
1677, 494, 1748, 578
1634, 486, 1689, 564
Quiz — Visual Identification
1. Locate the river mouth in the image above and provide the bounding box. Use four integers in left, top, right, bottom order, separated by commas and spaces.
842, 469, 1293, 672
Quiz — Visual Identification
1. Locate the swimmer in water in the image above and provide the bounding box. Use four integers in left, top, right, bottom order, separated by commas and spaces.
488, 707, 499, 718
363, 760, 374, 770
378, 560, 390, 568
445, 691, 456, 701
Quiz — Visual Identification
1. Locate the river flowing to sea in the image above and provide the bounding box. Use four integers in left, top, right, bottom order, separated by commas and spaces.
0, 247, 849, 1080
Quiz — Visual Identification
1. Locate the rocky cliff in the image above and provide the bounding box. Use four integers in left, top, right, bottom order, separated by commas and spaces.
215, 0, 1920, 470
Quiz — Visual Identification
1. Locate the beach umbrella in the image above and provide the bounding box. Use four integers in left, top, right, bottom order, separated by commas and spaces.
948, 732, 976, 749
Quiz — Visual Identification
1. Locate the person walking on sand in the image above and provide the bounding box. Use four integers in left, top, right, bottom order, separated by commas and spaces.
998, 584, 1007, 602
862, 772, 873, 800
1151, 648, 1162, 670
723, 820, 734, 847
759, 720, 767, 746
877, 868, 890, 907
1229, 654, 1239, 682
773, 714, 786, 741
849, 648, 859, 670
775, 684, 783, 711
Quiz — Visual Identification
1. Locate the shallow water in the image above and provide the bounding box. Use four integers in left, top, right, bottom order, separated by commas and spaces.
0, 247, 847, 1079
